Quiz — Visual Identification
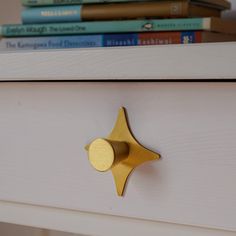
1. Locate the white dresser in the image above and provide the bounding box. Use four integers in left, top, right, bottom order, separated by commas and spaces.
0, 43, 236, 236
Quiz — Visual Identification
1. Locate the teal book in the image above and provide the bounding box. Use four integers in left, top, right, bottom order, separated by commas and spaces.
22, 5, 82, 24
1, 18, 236, 37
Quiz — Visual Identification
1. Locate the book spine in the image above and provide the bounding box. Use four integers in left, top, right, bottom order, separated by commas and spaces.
21, 0, 83, 6
137, 31, 202, 45
0, 35, 103, 50
21, 0, 167, 6
22, 2, 186, 24
82, 1, 186, 22
22, 6, 82, 24
0, 19, 205, 37
21, 0, 231, 9
0, 32, 203, 51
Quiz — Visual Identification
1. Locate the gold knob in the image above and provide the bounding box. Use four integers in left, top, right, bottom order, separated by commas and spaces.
88, 138, 129, 172
85, 107, 160, 197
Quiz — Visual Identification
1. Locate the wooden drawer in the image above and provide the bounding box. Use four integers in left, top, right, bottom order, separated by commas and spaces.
0, 82, 236, 233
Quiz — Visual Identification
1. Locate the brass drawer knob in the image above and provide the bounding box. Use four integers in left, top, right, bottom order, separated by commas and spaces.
89, 138, 129, 172
85, 107, 160, 196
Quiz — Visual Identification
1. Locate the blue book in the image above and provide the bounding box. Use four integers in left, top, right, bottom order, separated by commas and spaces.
0, 35, 103, 51
0, 34, 140, 51
2, 31, 235, 51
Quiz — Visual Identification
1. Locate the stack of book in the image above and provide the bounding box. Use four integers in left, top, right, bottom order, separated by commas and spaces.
0, 0, 236, 51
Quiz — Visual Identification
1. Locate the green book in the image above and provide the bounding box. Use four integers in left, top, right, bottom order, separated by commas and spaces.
1, 18, 236, 37
21, 0, 231, 9
21, 0, 146, 5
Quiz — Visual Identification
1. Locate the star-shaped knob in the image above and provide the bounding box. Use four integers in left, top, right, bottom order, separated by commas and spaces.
85, 107, 160, 196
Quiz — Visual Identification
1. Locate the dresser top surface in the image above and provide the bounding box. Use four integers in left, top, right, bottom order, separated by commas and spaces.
0, 42, 236, 81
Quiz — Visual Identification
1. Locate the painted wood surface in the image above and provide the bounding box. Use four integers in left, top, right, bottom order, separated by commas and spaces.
0, 201, 235, 236
0, 82, 236, 232
0, 43, 236, 81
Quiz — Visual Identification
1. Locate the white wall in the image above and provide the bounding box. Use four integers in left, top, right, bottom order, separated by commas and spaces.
0, 0, 22, 24
223, 0, 236, 19
0, 0, 235, 24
